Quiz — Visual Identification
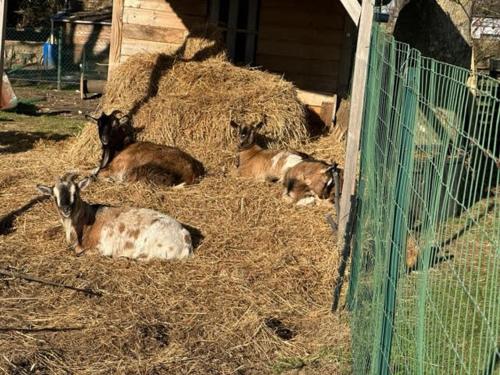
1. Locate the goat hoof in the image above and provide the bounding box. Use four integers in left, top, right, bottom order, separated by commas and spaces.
75, 247, 86, 257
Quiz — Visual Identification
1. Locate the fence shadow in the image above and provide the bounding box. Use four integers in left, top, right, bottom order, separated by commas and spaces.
0, 196, 49, 235
0, 131, 71, 154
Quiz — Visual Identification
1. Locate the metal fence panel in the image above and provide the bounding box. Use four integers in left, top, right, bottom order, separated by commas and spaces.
5, 25, 108, 87
348, 24, 499, 375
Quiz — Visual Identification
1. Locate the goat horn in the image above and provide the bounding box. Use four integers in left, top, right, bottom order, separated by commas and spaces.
108, 109, 124, 117
59, 172, 79, 183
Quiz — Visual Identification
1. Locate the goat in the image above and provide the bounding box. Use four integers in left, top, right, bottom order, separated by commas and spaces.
230, 120, 305, 182
36, 173, 193, 260
86, 111, 204, 186
283, 160, 343, 205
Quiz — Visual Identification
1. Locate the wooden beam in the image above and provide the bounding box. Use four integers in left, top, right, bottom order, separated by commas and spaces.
337, 0, 373, 247
108, 0, 125, 76
0, 0, 7, 99
339, 0, 361, 26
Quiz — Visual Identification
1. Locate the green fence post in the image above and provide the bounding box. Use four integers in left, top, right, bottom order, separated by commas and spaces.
377, 49, 420, 375
57, 26, 62, 90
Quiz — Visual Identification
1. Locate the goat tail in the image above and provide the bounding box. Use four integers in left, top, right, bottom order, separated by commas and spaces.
285, 177, 297, 195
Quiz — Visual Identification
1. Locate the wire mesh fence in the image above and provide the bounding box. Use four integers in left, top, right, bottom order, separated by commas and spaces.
5, 24, 109, 88
347, 24, 499, 375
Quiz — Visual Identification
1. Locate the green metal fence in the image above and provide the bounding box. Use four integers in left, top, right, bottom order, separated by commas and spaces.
5, 25, 108, 87
347, 24, 499, 375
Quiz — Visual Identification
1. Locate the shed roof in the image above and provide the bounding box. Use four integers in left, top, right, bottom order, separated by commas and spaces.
52, 7, 112, 25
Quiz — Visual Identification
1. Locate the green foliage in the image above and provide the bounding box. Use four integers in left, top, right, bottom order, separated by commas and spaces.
13, 0, 65, 27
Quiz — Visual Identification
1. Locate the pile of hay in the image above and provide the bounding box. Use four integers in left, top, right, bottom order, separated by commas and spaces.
69, 48, 308, 170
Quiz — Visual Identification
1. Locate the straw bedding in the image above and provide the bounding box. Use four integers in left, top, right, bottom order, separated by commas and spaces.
1, 44, 349, 373
0, 137, 349, 374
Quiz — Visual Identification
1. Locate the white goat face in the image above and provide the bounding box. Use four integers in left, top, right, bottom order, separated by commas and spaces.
36, 173, 92, 218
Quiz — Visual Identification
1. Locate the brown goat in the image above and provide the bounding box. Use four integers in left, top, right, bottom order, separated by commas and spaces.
86, 111, 204, 185
283, 160, 343, 205
230, 120, 306, 182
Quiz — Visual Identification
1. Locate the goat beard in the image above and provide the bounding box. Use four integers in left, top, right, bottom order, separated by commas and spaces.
100, 147, 111, 169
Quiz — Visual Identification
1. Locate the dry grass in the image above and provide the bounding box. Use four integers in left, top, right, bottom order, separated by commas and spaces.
69, 50, 308, 171
0, 132, 349, 374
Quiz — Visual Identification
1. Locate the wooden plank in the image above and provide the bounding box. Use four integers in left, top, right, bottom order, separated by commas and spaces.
72, 44, 110, 58
108, 0, 124, 75
259, 9, 343, 29
244, 0, 259, 64
123, 23, 187, 43
256, 54, 340, 76
337, 14, 356, 96
337, 0, 374, 247
72, 36, 110, 47
320, 100, 336, 127
339, 0, 361, 26
284, 72, 338, 92
261, 0, 345, 13
123, 7, 202, 30
121, 38, 181, 56
225, 0, 238, 60
124, 0, 207, 16
208, 0, 219, 24
258, 25, 344, 46
68, 23, 112, 37
297, 89, 337, 107
257, 39, 342, 60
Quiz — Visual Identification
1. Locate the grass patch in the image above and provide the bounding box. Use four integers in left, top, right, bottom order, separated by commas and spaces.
0, 110, 85, 135
272, 345, 352, 374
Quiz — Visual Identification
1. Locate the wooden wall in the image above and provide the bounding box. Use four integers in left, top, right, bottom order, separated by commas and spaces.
63, 23, 111, 64
255, 0, 348, 94
112, 0, 351, 100
119, 0, 207, 62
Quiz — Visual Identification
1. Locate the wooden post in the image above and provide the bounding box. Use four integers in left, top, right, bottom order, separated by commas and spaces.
340, 0, 361, 26
337, 0, 373, 248
0, 0, 8, 99
108, 0, 125, 77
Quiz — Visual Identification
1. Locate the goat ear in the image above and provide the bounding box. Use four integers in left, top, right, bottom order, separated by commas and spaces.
230, 120, 239, 129
77, 176, 93, 191
325, 163, 338, 173
118, 114, 130, 126
85, 114, 99, 122
36, 184, 53, 196
254, 122, 264, 130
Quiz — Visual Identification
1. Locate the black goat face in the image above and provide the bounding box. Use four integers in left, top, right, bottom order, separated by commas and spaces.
86, 111, 131, 169
230, 120, 264, 149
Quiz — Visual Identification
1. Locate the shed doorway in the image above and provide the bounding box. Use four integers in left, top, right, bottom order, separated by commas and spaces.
209, 0, 260, 65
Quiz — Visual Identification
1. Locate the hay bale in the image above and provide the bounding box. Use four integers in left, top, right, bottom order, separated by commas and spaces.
180, 25, 227, 61
72, 47, 308, 170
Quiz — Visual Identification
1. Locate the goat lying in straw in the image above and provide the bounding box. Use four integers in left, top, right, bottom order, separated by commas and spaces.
36, 173, 193, 260
283, 160, 343, 206
86, 110, 204, 186
230, 119, 306, 182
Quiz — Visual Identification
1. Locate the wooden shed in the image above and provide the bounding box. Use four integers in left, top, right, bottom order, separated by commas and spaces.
108, 0, 357, 108
53, 8, 112, 67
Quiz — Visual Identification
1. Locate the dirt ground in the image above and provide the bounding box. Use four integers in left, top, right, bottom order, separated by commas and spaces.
0, 85, 351, 374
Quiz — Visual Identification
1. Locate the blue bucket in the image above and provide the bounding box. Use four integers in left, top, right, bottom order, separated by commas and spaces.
43, 41, 57, 69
